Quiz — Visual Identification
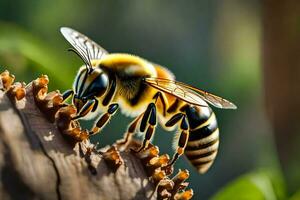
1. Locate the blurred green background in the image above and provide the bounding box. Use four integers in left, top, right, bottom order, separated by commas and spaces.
1, 1, 299, 199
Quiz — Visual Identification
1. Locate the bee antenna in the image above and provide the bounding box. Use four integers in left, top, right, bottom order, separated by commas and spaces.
67, 48, 90, 72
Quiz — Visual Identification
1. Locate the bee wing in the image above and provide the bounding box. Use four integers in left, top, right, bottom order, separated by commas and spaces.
60, 27, 108, 63
144, 78, 237, 109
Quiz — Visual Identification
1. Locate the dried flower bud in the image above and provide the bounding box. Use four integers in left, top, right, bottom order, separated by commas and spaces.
0, 70, 15, 90
137, 145, 159, 160
173, 189, 194, 200
102, 146, 123, 170
32, 75, 67, 122
169, 169, 191, 199
172, 169, 189, 184
6, 82, 26, 101
158, 189, 171, 200
152, 169, 167, 184
157, 178, 174, 193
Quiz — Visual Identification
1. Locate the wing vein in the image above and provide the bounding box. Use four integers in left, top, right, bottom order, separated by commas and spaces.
144, 77, 237, 109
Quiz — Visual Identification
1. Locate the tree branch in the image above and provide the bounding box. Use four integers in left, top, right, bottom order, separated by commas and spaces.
0, 70, 193, 200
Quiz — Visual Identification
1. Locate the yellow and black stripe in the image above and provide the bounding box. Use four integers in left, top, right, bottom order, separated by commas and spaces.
183, 105, 219, 174
151, 65, 219, 174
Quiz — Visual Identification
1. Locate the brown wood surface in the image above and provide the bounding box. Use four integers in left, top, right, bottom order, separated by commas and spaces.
0, 84, 157, 200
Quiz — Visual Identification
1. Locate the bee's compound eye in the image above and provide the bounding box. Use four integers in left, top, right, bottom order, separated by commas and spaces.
86, 73, 109, 97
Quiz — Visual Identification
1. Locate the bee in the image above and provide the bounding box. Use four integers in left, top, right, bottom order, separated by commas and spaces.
60, 27, 237, 173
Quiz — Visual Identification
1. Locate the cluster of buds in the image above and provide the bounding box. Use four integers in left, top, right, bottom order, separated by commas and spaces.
102, 146, 123, 171
0, 71, 89, 143
134, 143, 193, 200
0, 70, 26, 102
32, 75, 64, 122
32, 75, 89, 142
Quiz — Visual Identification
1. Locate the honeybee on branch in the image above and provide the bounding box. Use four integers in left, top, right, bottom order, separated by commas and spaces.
61, 27, 236, 173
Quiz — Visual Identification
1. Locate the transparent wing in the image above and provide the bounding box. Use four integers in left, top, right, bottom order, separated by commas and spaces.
144, 78, 237, 109
60, 27, 108, 67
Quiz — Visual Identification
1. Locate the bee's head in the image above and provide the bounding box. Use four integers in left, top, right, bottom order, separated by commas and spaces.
73, 66, 109, 113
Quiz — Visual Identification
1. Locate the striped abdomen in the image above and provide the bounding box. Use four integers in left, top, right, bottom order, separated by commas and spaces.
183, 105, 219, 174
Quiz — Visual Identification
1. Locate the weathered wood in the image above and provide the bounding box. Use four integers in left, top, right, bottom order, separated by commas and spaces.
0, 83, 156, 200
0, 71, 193, 200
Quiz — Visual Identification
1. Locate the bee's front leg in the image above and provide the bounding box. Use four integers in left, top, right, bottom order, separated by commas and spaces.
62, 89, 74, 102
89, 103, 119, 135
72, 99, 96, 120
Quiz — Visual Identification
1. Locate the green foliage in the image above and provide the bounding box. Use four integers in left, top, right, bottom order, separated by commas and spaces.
0, 22, 77, 90
211, 170, 286, 200
290, 190, 300, 200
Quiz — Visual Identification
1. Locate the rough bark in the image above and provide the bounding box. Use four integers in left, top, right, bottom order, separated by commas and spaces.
0, 71, 193, 200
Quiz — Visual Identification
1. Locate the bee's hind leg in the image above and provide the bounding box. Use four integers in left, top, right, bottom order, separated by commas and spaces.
166, 113, 190, 167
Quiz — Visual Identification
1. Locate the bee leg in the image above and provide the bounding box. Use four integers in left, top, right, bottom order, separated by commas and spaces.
134, 92, 166, 151
116, 113, 143, 146
168, 115, 189, 167
91, 98, 99, 112
62, 89, 74, 102
72, 99, 96, 120
165, 113, 184, 127
136, 124, 155, 153
133, 102, 157, 153
153, 92, 168, 116
89, 103, 119, 135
